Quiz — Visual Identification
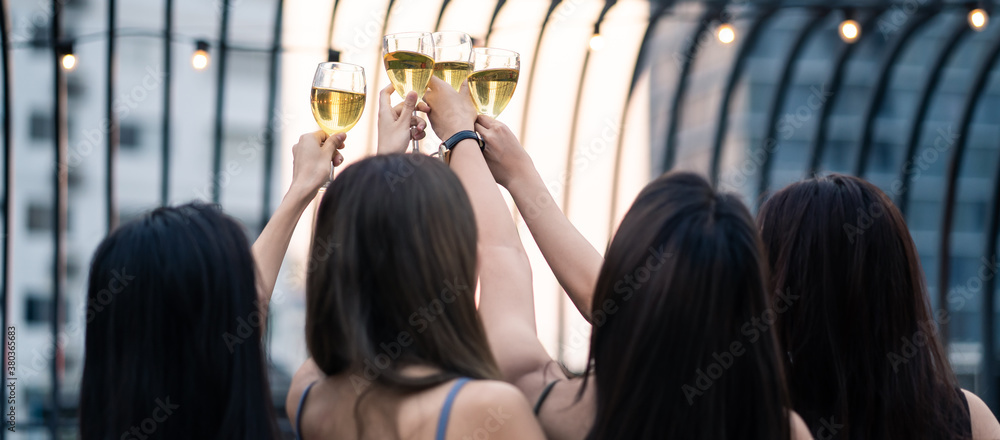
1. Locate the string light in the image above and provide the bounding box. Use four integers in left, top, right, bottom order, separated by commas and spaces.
717, 23, 736, 44
192, 40, 210, 70
839, 20, 860, 42
589, 33, 606, 51
968, 8, 989, 31
58, 42, 76, 71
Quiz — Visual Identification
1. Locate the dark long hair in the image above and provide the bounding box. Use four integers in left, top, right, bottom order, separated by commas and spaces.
306, 154, 500, 401
758, 174, 970, 439
586, 172, 791, 439
80, 203, 278, 439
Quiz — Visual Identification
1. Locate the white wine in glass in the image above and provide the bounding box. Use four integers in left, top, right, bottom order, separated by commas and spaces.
432, 31, 473, 92
311, 62, 366, 135
310, 62, 365, 185
468, 48, 520, 118
383, 32, 435, 153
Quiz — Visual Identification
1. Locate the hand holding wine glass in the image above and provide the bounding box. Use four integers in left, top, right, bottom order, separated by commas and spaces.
383, 32, 435, 153
310, 61, 365, 185
423, 76, 477, 141
377, 84, 430, 155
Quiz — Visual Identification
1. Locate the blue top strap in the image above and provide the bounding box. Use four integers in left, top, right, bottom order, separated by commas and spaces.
435, 378, 472, 440
295, 381, 318, 440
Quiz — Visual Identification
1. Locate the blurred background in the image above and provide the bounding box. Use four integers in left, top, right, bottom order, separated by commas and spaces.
2, 0, 1000, 437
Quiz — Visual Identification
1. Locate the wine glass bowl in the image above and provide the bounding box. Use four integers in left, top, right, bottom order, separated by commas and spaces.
432, 31, 473, 92
468, 47, 520, 118
383, 32, 436, 100
310, 62, 366, 135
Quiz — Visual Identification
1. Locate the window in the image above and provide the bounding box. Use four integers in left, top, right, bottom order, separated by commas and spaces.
27, 202, 52, 232
120, 123, 141, 149
29, 111, 51, 142
25, 295, 50, 324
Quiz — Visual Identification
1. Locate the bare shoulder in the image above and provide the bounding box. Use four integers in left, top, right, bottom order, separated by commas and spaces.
789, 410, 814, 440
445, 379, 546, 440
961, 389, 1000, 440
285, 359, 324, 422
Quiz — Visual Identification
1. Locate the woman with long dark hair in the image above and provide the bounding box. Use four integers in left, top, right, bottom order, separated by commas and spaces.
421, 77, 811, 439
80, 129, 351, 439
757, 175, 1000, 439
286, 87, 545, 440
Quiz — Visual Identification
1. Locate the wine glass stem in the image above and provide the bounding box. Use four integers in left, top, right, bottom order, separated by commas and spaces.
411, 110, 420, 153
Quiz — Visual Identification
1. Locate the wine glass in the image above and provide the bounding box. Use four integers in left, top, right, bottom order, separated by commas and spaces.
469, 47, 520, 118
432, 31, 473, 91
310, 61, 366, 182
383, 32, 435, 153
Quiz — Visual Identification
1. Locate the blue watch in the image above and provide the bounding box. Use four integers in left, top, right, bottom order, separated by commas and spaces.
437, 130, 484, 164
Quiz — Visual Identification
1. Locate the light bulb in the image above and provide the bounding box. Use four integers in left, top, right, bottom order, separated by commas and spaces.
969, 8, 988, 31
839, 19, 860, 43
61, 53, 77, 70
589, 34, 606, 51
717, 23, 735, 44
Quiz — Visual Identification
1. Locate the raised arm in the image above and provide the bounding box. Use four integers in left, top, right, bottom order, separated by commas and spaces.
423, 76, 555, 385
252, 131, 344, 310
478, 116, 603, 322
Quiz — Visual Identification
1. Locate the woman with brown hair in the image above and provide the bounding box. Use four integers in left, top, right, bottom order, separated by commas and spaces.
423, 76, 811, 440
757, 175, 1000, 439
286, 87, 544, 440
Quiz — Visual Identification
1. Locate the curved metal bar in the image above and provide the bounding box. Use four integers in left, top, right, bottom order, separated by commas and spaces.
853, 8, 935, 177
211, 0, 232, 203
434, 0, 451, 31
895, 17, 968, 217
981, 135, 1000, 412
607, 2, 669, 235
936, 33, 1000, 347
106, 0, 118, 230
661, 6, 720, 173
160, 0, 173, 206
484, 0, 508, 44
708, 6, 777, 186
259, 0, 284, 230
516, 0, 561, 146
805, 12, 882, 177
49, 0, 68, 436
755, 9, 830, 203
326, 0, 340, 57
0, 0, 12, 437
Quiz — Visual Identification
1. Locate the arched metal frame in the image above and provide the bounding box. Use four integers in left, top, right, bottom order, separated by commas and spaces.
160, 0, 173, 206
755, 8, 830, 202
708, 6, 777, 185
896, 18, 968, 216
434, 0, 452, 31
106, 0, 119, 232
515, 0, 562, 146
661, 5, 720, 172
49, 0, 68, 436
805, 12, 883, 176
259, 0, 285, 230
0, 0, 11, 438
325, 0, 341, 60
608, 1, 669, 233
485, 0, 508, 43
982, 125, 1000, 410
211, 0, 232, 204
853, 8, 935, 177
936, 33, 1000, 349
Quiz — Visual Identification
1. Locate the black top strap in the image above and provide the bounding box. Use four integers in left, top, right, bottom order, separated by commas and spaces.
533, 380, 561, 415
295, 381, 319, 440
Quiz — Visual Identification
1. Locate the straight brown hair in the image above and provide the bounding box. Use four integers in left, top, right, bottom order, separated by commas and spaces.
758, 174, 970, 439
306, 153, 500, 397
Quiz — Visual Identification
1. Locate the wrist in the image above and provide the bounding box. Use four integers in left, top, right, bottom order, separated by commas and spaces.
437, 124, 475, 141
506, 164, 544, 199
286, 182, 320, 206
